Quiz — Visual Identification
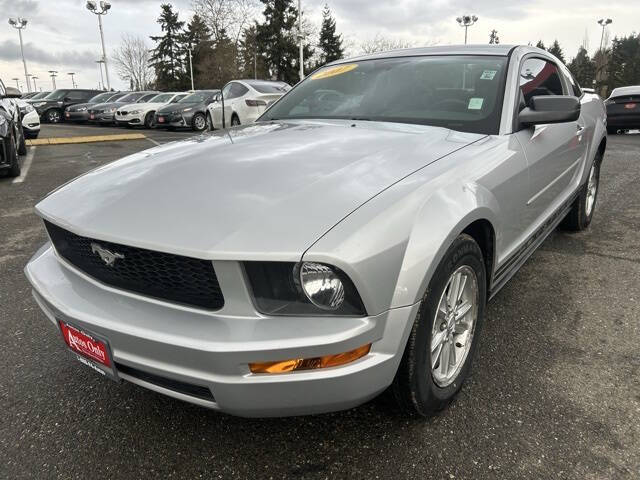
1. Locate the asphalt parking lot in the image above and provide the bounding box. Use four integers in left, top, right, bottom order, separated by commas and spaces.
1, 125, 639, 479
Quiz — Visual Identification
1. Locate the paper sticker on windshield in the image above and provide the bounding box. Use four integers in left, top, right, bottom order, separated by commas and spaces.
468, 98, 484, 110
480, 70, 497, 80
311, 64, 358, 80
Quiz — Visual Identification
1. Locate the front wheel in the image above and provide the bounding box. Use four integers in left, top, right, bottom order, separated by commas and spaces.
46, 109, 62, 124
392, 234, 486, 416
144, 112, 155, 129
17, 126, 27, 155
6, 131, 21, 177
192, 113, 207, 132
561, 154, 601, 231
231, 114, 241, 127
206, 112, 213, 131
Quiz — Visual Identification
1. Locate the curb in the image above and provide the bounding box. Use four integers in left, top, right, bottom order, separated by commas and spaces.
26, 133, 147, 146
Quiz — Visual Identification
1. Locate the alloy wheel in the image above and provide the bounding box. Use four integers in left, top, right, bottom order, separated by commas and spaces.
431, 265, 479, 387
48, 110, 61, 123
194, 114, 206, 131
585, 163, 598, 217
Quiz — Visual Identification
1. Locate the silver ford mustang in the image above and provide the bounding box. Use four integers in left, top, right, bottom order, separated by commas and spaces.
25, 45, 607, 417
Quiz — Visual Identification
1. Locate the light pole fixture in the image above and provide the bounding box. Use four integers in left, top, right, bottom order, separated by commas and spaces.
11, 77, 20, 89
456, 14, 478, 44
597, 18, 612, 52
48, 70, 58, 90
68, 72, 77, 88
86, 1, 112, 90
186, 46, 195, 91
8, 17, 31, 92
298, 0, 304, 81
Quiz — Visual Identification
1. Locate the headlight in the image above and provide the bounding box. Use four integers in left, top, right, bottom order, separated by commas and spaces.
24, 104, 34, 113
182, 107, 193, 112
129, 110, 141, 115
33, 102, 45, 107
106, 107, 116, 113
79, 107, 87, 112
244, 262, 366, 316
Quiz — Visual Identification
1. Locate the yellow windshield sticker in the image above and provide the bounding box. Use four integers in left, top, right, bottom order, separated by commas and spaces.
311, 64, 358, 80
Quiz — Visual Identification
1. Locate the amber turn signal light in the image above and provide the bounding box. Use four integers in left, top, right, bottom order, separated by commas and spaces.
249, 344, 371, 374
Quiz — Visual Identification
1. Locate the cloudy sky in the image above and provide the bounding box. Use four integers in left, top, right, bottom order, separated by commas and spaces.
1, 0, 636, 92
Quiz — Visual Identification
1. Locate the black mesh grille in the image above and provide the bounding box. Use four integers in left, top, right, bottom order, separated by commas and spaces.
44, 220, 224, 310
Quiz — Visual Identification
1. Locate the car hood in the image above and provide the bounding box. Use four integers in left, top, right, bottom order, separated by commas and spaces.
157, 102, 198, 114
36, 120, 484, 260
90, 101, 125, 110
68, 102, 93, 111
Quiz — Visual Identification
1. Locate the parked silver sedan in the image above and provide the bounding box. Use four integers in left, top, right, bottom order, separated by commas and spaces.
25, 45, 606, 417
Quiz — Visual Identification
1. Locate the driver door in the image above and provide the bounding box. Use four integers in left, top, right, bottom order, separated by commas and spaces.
514, 57, 587, 227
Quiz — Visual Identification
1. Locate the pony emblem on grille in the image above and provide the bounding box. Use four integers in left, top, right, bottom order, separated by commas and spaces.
90, 242, 125, 267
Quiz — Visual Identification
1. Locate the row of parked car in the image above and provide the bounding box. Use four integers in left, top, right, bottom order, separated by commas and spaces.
0, 78, 37, 177
20, 79, 291, 133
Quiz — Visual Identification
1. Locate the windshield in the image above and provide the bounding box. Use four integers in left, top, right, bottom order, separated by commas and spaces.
248, 81, 291, 94
89, 92, 114, 103
30, 91, 50, 99
261, 55, 508, 134
179, 92, 214, 103
149, 93, 174, 103
43, 90, 67, 100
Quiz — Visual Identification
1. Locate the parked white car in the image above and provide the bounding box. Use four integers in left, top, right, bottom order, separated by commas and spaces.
115, 92, 188, 128
18, 99, 40, 139
207, 80, 290, 129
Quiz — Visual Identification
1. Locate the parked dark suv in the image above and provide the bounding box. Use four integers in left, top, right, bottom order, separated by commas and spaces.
0, 79, 23, 177
32, 89, 103, 123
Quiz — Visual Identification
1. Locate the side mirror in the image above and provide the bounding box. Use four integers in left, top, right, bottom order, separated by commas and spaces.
4, 86, 22, 99
518, 95, 580, 127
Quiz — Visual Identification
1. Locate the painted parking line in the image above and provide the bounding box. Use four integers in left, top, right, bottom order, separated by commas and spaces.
12, 146, 36, 184
26, 133, 146, 146
146, 137, 162, 146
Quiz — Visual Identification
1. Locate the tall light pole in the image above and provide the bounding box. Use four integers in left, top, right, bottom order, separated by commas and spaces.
86, 1, 112, 90
456, 14, 478, 44
186, 46, 195, 91
96, 59, 105, 90
48, 70, 58, 90
298, 0, 304, 81
8, 17, 31, 92
68, 72, 77, 88
597, 18, 612, 52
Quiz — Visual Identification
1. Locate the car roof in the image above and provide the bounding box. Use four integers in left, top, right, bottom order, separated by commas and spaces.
609, 86, 640, 98
330, 44, 520, 65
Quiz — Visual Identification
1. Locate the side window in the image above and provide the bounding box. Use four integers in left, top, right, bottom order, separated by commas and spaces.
519, 58, 564, 106
231, 83, 249, 98
565, 72, 582, 98
68, 91, 88, 100
222, 83, 233, 99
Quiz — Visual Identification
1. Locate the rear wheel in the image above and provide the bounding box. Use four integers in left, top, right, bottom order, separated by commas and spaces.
6, 131, 21, 177
392, 234, 486, 416
231, 114, 241, 127
46, 109, 62, 124
562, 153, 602, 231
17, 125, 27, 155
192, 113, 207, 132
144, 112, 155, 128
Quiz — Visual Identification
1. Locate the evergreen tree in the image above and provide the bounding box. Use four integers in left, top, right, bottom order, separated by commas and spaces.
195, 30, 239, 88
239, 24, 269, 79
607, 34, 640, 92
256, 0, 313, 84
182, 14, 211, 89
150, 4, 185, 90
547, 40, 565, 63
489, 29, 499, 44
567, 47, 596, 88
535, 40, 546, 50
317, 4, 343, 66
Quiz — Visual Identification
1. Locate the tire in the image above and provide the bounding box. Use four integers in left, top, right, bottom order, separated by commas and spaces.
231, 114, 241, 127
6, 130, 21, 177
192, 112, 207, 132
144, 112, 155, 129
607, 127, 617, 135
561, 153, 602, 231
17, 126, 27, 155
46, 109, 62, 124
206, 112, 213, 131
392, 234, 487, 416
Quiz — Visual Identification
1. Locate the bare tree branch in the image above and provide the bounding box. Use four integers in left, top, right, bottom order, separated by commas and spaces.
360, 34, 416, 55
111, 34, 155, 90
192, 0, 259, 46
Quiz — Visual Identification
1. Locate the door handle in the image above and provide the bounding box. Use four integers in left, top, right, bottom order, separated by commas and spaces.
576, 124, 585, 133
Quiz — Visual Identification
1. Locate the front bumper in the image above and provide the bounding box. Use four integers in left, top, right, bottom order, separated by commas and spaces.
606, 113, 640, 129
115, 112, 144, 126
154, 112, 192, 128
88, 113, 116, 124
25, 243, 416, 417
64, 111, 90, 122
